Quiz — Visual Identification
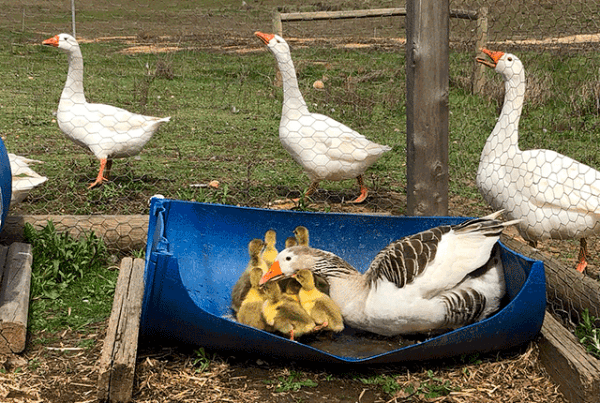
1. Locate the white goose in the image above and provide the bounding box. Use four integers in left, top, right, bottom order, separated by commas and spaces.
42, 34, 170, 188
9, 153, 48, 204
476, 48, 600, 273
255, 32, 392, 203
260, 211, 518, 336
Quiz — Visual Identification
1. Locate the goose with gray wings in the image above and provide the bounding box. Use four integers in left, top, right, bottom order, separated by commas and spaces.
260, 211, 520, 336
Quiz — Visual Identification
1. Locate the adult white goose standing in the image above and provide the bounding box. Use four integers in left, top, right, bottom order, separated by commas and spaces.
42, 34, 170, 188
476, 48, 600, 273
8, 153, 48, 204
254, 32, 392, 203
260, 211, 518, 336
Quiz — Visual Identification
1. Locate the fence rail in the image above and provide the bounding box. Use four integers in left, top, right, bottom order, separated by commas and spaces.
273, 7, 489, 93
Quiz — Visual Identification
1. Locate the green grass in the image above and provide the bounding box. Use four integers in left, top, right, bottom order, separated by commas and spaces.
359, 370, 460, 399
265, 370, 319, 393
1, 29, 599, 216
24, 221, 117, 333
575, 309, 600, 359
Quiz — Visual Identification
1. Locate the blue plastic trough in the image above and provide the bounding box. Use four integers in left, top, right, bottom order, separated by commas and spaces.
140, 198, 546, 365
0, 138, 11, 232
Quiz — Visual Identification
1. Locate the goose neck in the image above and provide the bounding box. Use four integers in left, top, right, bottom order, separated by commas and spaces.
61, 46, 86, 105
275, 53, 309, 116
486, 75, 525, 153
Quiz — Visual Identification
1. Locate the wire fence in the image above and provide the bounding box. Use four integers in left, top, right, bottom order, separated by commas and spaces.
1, 1, 600, 327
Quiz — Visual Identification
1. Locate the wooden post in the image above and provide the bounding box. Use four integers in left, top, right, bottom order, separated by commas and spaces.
97, 257, 146, 402
472, 7, 488, 94
273, 10, 283, 36
405, 0, 449, 216
0, 243, 33, 354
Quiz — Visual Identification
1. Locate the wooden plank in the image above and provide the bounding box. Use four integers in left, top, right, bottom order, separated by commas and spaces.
279, 7, 477, 23
0, 243, 33, 354
280, 8, 407, 22
0, 214, 149, 252
538, 311, 600, 403
97, 257, 146, 403
405, 0, 449, 215
501, 236, 600, 321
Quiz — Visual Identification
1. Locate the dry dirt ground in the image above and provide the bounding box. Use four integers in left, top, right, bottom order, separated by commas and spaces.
0, 320, 566, 403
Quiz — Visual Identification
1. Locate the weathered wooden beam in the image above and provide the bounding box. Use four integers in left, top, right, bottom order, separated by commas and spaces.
472, 7, 488, 94
405, 0, 449, 216
278, 8, 477, 23
280, 8, 407, 22
0, 243, 33, 354
0, 214, 149, 252
538, 311, 600, 403
97, 257, 146, 403
501, 236, 600, 321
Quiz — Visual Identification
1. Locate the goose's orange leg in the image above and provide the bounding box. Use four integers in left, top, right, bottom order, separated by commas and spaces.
88, 158, 110, 189
576, 238, 588, 273
349, 175, 368, 204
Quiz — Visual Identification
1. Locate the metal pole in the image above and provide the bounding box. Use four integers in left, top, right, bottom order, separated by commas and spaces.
405, 0, 449, 216
71, 0, 76, 37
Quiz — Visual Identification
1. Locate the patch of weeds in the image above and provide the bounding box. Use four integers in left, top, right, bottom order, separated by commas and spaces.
405, 371, 460, 399
360, 371, 459, 399
191, 347, 215, 373
132, 248, 145, 259
77, 338, 96, 350
28, 359, 41, 371
176, 184, 230, 204
359, 374, 403, 396
457, 352, 483, 365
25, 221, 107, 300
24, 221, 117, 333
292, 191, 319, 212
575, 309, 600, 359
267, 370, 318, 393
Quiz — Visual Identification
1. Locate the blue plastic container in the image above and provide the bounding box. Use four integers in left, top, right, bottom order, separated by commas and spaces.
140, 198, 546, 365
0, 138, 11, 231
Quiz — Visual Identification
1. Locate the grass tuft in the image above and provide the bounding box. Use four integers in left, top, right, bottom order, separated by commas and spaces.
575, 309, 600, 359
24, 221, 117, 333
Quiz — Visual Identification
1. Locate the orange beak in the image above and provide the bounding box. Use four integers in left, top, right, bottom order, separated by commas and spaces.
476, 48, 504, 68
259, 260, 284, 285
255, 31, 275, 45
42, 35, 59, 47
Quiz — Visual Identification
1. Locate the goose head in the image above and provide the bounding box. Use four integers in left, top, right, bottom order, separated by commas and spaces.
260, 246, 309, 284
42, 33, 79, 52
254, 31, 292, 62
477, 48, 524, 84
